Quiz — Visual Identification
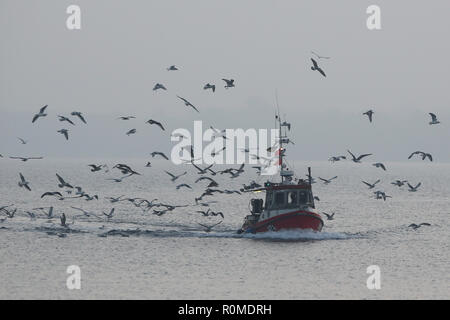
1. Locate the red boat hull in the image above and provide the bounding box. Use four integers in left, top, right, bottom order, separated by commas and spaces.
242, 210, 324, 233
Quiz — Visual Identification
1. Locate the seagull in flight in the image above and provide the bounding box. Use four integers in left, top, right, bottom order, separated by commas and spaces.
17, 137, 27, 145
71, 111, 87, 124
363, 110, 374, 123
57, 129, 69, 140
18, 173, 31, 191
362, 179, 380, 189
41, 191, 63, 199
408, 151, 432, 162
203, 83, 216, 92
176, 95, 199, 113
407, 182, 421, 192
310, 58, 326, 77
321, 212, 335, 220
222, 79, 235, 89
167, 65, 178, 71
428, 113, 440, 125
58, 115, 75, 125
153, 83, 167, 91
347, 150, 372, 163
408, 223, 431, 230
117, 116, 135, 120
102, 208, 115, 219
151, 151, 169, 160
56, 174, 73, 189
32, 105, 48, 123
328, 155, 346, 162
372, 162, 387, 171
319, 176, 338, 185
164, 170, 187, 182
146, 119, 165, 131
9, 156, 43, 162
176, 183, 192, 190
391, 180, 408, 187
126, 129, 137, 136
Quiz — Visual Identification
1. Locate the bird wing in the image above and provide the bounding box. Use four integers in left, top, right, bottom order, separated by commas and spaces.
317, 67, 327, 77
40, 105, 48, 113
362, 181, 372, 187
415, 182, 421, 188
32, 114, 39, 123
164, 171, 175, 178
429, 113, 437, 121
56, 174, 65, 184
19, 173, 26, 183
347, 150, 356, 160
356, 153, 372, 161
311, 58, 319, 68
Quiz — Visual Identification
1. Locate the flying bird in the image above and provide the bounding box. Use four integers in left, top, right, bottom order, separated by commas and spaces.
198, 221, 222, 232
9, 156, 43, 162
18, 173, 31, 191
407, 182, 421, 192
203, 83, 216, 92
222, 78, 235, 89
176, 184, 192, 190
57, 129, 69, 140
58, 115, 75, 125
428, 113, 440, 125
347, 150, 372, 163
391, 180, 408, 187
329, 156, 346, 162
408, 223, 431, 230
17, 137, 27, 145
126, 129, 137, 136
117, 116, 135, 120
164, 170, 187, 182
146, 119, 165, 131
41, 191, 63, 199
153, 83, 167, 91
176, 95, 199, 113
362, 179, 380, 189
408, 151, 432, 162
372, 163, 386, 171
311, 51, 331, 59
56, 174, 73, 189
151, 152, 169, 160
321, 212, 335, 220
71, 111, 87, 124
167, 65, 178, 71
310, 58, 326, 77
363, 110, 374, 123
32, 105, 48, 123
102, 208, 115, 219
318, 176, 338, 185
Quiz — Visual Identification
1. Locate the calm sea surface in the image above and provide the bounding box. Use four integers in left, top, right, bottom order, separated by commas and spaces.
0, 159, 448, 299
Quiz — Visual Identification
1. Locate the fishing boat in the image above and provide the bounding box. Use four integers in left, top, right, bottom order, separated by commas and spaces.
238, 114, 324, 234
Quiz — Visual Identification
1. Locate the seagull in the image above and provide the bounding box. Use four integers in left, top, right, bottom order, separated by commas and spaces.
2, 208, 17, 218
153, 83, 167, 91
329, 155, 346, 162
167, 65, 178, 71
407, 182, 421, 192
88, 164, 103, 172
176, 95, 199, 113
41, 191, 63, 199
310, 58, 326, 77
102, 208, 115, 219
117, 116, 136, 120
56, 174, 73, 188
362, 179, 380, 189
17, 137, 27, 145
311, 51, 331, 59
58, 115, 75, 125
18, 173, 31, 191
57, 129, 69, 140
71, 111, 87, 124
408, 151, 432, 162
318, 176, 338, 185
9, 156, 43, 162
203, 83, 216, 92
363, 110, 374, 123
176, 184, 192, 190
146, 119, 165, 131
391, 180, 408, 187
198, 221, 222, 232
106, 175, 132, 183
126, 129, 136, 136
151, 151, 169, 160
222, 78, 235, 89
145, 162, 152, 167
164, 170, 187, 182
372, 163, 387, 171
428, 113, 440, 125
321, 212, 335, 220
347, 150, 372, 163
408, 223, 431, 230
373, 190, 391, 201
32, 105, 48, 123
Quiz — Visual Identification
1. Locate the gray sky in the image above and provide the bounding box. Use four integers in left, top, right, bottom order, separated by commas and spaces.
1, 0, 449, 161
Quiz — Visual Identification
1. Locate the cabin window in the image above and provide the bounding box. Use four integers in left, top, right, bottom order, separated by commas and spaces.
287, 191, 298, 208
298, 191, 308, 205
274, 192, 286, 208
